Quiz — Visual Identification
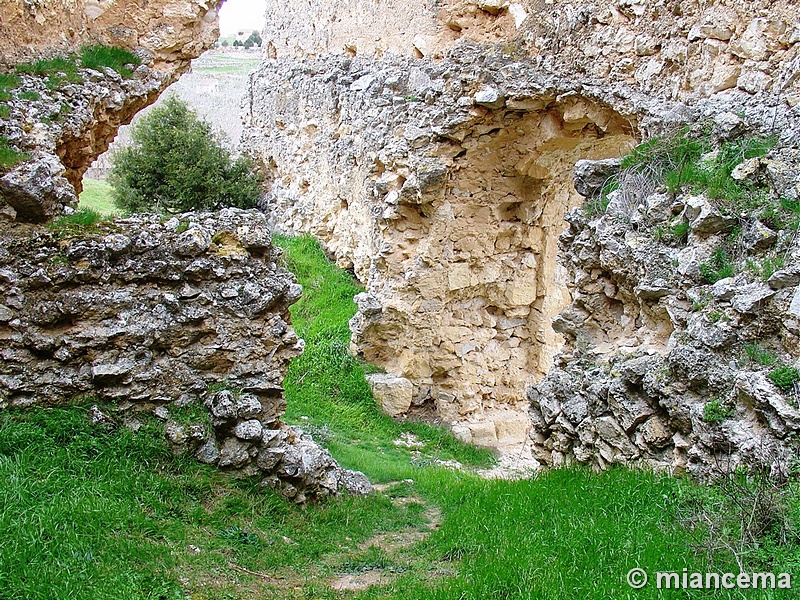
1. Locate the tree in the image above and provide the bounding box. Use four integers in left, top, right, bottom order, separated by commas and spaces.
245, 31, 262, 47
109, 97, 262, 214
221, 40, 229, 47
233, 39, 242, 47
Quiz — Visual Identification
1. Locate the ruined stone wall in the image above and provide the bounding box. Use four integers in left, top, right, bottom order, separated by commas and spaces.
246, 0, 800, 454
262, 0, 527, 59
0, 0, 221, 67
244, 47, 646, 447
528, 137, 800, 478
0, 209, 370, 501
263, 0, 800, 102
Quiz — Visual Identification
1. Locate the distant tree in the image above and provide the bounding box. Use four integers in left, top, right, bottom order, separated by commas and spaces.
245, 31, 262, 47
243, 39, 253, 49
221, 40, 229, 47
109, 97, 262, 214
233, 39, 242, 47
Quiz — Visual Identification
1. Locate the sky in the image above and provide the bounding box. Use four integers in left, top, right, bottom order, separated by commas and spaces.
218, 0, 267, 35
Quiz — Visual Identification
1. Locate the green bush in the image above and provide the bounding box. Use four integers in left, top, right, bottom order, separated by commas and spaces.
109, 97, 262, 214
769, 366, 800, 391
699, 247, 734, 283
703, 398, 734, 424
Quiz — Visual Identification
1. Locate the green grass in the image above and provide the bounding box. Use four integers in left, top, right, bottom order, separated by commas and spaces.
275, 234, 494, 482
17, 90, 40, 101
703, 398, 734, 424
0, 104, 8, 119
699, 247, 735, 283
0, 72, 21, 91
769, 366, 800, 391
0, 137, 28, 172
80, 45, 141, 76
745, 343, 778, 367
79, 178, 122, 215
47, 208, 110, 238
15, 56, 80, 82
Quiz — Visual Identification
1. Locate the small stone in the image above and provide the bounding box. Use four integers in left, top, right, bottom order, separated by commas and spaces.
207, 390, 237, 421
91, 359, 134, 383
218, 437, 251, 468
236, 393, 263, 419
195, 439, 220, 464
233, 419, 264, 441
767, 267, 800, 290
573, 158, 622, 198
690, 203, 736, 235
174, 228, 212, 257
474, 86, 505, 109
153, 406, 170, 420
89, 405, 114, 427
730, 283, 776, 314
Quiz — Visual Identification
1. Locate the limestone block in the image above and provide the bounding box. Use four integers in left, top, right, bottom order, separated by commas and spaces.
468, 421, 499, 447
367, 373, 413, 416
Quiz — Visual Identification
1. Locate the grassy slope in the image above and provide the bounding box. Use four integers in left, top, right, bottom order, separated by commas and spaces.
78, 178, 121, 215
0, 223, 795, 598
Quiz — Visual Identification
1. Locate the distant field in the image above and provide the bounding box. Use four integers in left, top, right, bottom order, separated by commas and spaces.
79, 178, 119, 215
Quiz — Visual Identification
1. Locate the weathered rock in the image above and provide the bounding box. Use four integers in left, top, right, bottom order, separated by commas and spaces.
573, 158, 622, 198
366, 373, 413, 416
730, 283, 776, 314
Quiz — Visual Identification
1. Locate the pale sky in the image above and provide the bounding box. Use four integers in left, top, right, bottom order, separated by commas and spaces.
219, 0, 267, 35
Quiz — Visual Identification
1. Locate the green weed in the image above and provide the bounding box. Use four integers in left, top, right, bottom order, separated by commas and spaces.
703, 398, 734, 424
0, 137, 28, 172
47, 208, 109, 238
699, 247, 735, 283
746, 252, 786, 281
769, 366, 800, 391
745, 343, 778, 367
80, 45, 141, 76
0, 72, 21, 90
17, 90, 40, 101
15, 56, 80, 82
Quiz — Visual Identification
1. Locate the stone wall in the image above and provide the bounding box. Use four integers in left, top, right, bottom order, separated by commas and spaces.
528, 136, 800, 478
243, 46, 651, 448
0, 0, 221, 67
0, 209, 370, 502
262, 0, 800, 103
245, 0, 800, 456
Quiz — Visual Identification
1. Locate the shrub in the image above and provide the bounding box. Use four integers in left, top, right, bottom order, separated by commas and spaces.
109, 97, 262, 214
769, 366, 800, 391
699, 247, 734, 283
703, 398, 734, 424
